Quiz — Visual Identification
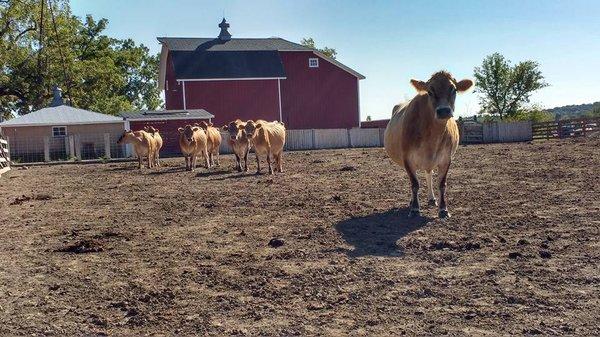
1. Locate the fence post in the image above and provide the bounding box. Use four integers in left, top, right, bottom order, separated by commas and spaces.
6, 136, 10, 163
347, 129, 352, 148
104, 133, 111, 159
557, 120, 563, 139
68, 135, 75, 158
74, 135, 82, 160
311, 129, 316, 150
43, 136, 50, 162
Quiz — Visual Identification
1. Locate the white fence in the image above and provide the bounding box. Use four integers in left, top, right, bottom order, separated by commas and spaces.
0, 136, 10, 177
219, 128, 386, 154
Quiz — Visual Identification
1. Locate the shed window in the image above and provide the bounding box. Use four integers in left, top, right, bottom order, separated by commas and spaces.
52, 126, 67, 137
309, 58, 319, 68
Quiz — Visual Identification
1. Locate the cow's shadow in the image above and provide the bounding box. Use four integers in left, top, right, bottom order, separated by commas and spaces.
334, 208, 431, 257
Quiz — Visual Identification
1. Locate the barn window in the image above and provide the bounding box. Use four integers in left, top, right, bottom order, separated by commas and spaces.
52, 126, 67, 137
309, 58, 319, 68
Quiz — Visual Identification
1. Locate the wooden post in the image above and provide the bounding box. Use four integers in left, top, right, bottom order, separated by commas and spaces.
104, 133, 111, 159
347, 129, 352, 148
311, 129, 316, 150
74, 135, 81, 160
68, 135, 75, 157
43, 136, 50, 162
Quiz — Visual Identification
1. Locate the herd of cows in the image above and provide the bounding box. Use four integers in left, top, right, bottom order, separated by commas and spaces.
116, 119, 286, 175
116, 71, 473, 219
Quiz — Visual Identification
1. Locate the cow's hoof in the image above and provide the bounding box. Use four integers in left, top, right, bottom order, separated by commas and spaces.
408, 209, 421, 218
428, 199, 438, 207
439, 209, 451, 219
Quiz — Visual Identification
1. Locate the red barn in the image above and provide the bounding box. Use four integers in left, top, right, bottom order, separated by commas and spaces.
157, 18, 365, 129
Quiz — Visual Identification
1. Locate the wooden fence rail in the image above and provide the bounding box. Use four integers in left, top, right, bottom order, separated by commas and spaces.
532, 117, 600, 140
0, 135, 11, 177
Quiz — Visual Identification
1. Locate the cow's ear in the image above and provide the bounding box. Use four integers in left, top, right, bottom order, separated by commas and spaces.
222, 125, 229, 131
209, 122, 213, 126
255, 123, 263, 129
237, 124, 245, 130
456, 79, 474, 92
410, 79, 428, 94
192, 127, 200, 132
178, 127, 184, 133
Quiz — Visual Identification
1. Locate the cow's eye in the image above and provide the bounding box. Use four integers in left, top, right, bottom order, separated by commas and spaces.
428, 90, 437, 98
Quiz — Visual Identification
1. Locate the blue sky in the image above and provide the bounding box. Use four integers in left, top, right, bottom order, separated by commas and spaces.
71, 0, 600, 120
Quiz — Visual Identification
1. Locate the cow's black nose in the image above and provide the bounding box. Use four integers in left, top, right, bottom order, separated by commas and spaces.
436, 107, 453, 118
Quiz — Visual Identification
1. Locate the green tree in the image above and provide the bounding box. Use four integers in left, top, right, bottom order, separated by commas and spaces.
300, 37, 337, 59
473, 53, 548, 120
0, 0, 161, 119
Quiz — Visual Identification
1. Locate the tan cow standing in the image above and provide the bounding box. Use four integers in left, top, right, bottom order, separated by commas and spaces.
222, 120, 251, 172
178, 125, 210, 171
244, 120, 286, 175
117, 130, 156, 169
144, 126, 163, 167
384, 71, 473, 218
196, 121, 222, 166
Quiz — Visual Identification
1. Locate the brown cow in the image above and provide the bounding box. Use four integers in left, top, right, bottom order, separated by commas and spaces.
143, 126, 163, 167
117, 130, 156, 169
222, 120, 251, 172
195, 121, 222, 166
384, 71, 473, 218
244, 120, 286, 175
178, 125, 209, 171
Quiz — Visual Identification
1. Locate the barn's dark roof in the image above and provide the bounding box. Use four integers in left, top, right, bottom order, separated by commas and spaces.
158, 37, 365, 79
120, 109, 214, 120
170, 50, 286, 80
157, 37, 312, 52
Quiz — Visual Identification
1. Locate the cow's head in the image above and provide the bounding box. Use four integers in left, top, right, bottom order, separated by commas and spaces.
197, 121, 210, 130
244, 120, 262, 139
222, 120, 246, 141
411, 71, 473, 120
144, 126, 159, 134
178, 125, 199, 143
117, 130, 134, 144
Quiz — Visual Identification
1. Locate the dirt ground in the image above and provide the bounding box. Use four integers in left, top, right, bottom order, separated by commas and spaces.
0, 137, 599, 336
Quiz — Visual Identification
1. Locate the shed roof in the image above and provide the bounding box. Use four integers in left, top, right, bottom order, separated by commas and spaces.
120, 109, 214, 121
0, 105, 123, 127
171, 50, 286, 80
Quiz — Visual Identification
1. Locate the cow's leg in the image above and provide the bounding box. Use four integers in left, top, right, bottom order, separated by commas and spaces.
243, 149, 249, 172
266, 149, 274, 175
235, 153, 241, 172
204, 151, 210, 169
155, 151, 160, 167
426, 170, 437, 206
191, 155, 197, 172
215, 152, 220, 166
404, 162, 420, 217
138, 154, 143, 169
208, 153, 213, 167
255, 152, 261, 174
438, 160, 452, 218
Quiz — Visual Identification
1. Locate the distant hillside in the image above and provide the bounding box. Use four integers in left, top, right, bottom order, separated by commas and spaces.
547, 101, 600, 118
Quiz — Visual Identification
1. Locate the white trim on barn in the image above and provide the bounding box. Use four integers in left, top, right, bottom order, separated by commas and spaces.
277, 79, 283, 123
124, 117, 213, 122
177, 77, 286, 82
182, 81, 187, 110
357, 78, 361, 128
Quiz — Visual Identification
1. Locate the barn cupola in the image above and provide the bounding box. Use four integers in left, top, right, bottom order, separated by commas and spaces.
218, 18, 232, 41
49, 86, 64, 107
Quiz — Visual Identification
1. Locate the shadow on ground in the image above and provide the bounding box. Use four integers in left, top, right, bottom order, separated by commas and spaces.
334, 208, 431, 257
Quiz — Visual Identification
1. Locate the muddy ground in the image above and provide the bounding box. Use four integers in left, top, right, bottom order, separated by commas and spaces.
0, 138, 599, 336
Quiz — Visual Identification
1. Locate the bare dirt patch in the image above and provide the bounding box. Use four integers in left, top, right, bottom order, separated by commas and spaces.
0, 138, 599, 335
